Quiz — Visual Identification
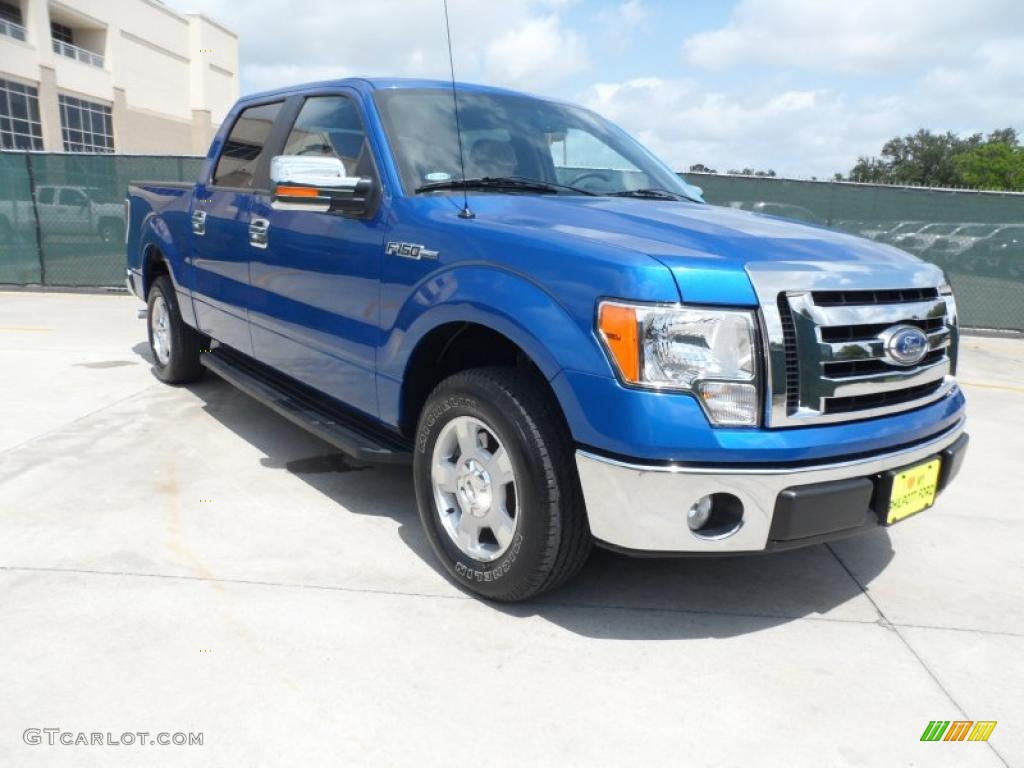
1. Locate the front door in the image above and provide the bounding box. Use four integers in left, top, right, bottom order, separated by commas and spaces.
247, 92, 385, 418
191, 100, 284, 356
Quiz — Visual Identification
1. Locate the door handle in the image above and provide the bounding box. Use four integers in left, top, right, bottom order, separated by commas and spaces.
248, 217, 270, 249
191, 210, 207, 236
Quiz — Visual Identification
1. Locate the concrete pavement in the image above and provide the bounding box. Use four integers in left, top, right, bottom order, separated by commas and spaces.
0, 291, 1020, 767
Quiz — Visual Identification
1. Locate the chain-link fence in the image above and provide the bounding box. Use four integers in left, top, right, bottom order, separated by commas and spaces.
0, 153, 203, 287
0, 153, 1020, 330
681, 173, 1024, 331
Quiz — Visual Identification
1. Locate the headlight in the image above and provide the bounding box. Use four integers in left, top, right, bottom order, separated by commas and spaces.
597, 301, 761, 426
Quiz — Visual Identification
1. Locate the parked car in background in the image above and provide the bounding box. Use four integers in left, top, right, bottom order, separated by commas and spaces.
959, 224, 1024, 277
0, 185, 125, 244
125, 78, 968, 601
888, 222, 961, 253
921, 223, 1001, 263
875, 221, 925, 244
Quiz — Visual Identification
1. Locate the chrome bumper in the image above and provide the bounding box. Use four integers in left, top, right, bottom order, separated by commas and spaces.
576, 420, 966, 553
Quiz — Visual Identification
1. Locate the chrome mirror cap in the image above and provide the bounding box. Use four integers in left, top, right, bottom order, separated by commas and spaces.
269, 155, 373, 215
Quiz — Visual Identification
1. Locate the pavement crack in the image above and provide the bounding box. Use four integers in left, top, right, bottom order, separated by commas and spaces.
0, 563, 1001, 635
825, 544, 1010, 768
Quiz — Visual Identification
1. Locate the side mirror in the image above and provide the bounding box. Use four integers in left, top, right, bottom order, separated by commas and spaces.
269, 155, 373, 216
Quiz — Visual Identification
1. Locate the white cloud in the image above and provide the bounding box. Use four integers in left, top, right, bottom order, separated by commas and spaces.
166, 0, 589, 94
597, 0, 647, 48
583, 78, 905, 177
682, 0, 1024, 73
917, 38, 1024, 130
485, 14, 588, 88
167, 0, 1023, 178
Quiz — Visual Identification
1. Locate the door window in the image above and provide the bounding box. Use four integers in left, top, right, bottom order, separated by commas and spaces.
213, 101, 283, 188
59, 188, 88, 206
282, 96, 374, 178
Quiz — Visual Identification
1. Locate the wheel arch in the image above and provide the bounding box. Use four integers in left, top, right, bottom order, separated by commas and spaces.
383, 264, 612, 440
399, 321, 566, 438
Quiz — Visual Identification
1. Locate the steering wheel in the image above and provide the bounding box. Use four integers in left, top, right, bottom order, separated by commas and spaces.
566, 170, 612, 188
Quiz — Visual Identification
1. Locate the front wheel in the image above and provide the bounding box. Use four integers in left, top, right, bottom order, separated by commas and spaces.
413, 367, 591, 601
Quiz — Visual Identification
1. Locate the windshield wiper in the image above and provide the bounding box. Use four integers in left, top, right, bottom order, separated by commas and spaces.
606, 188, 686, 201
415, 176, 596, 196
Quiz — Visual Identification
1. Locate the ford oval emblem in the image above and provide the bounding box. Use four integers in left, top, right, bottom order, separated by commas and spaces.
880, 324, 929, 367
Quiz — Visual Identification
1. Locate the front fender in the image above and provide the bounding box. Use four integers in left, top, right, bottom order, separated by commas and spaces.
376, 264, 616, 426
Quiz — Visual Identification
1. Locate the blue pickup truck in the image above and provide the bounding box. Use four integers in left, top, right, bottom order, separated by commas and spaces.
126, 78, 968, 601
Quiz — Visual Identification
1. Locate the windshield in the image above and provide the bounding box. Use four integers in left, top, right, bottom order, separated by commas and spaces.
373, 88, 700, 201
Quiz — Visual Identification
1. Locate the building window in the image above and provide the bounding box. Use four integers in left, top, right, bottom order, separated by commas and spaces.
0, 78, 43, 150
58, 94, 114, 153
0, 1, 26, 41
51, 21, 73, 44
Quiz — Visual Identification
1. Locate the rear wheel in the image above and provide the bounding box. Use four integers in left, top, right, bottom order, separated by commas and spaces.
413, 367, 591, 601
147, 274, 205, 384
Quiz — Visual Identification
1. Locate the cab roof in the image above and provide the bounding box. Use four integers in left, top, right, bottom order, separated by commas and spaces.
239, 77, 539, 106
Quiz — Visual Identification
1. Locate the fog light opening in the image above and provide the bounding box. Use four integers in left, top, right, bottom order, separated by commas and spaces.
686, 493, 744, 539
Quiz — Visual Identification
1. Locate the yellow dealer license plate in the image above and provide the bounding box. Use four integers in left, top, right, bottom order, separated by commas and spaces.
887, 458, 941, 524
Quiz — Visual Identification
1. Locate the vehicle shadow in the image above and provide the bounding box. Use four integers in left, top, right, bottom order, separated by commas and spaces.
168, 360, 894, 641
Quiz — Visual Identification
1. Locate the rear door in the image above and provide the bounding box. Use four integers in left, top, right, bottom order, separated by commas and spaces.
247, 91, 386, 417
191, 100, 283, 355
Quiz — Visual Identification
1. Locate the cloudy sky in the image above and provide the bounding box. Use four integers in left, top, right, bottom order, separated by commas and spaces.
167, 0, 1023, 178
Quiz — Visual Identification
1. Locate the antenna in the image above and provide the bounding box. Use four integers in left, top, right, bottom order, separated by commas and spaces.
443, 0, 474, 219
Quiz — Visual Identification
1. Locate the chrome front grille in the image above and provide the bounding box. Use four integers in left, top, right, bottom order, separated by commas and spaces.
766, 288, 957, 426
745, 259, 959, 428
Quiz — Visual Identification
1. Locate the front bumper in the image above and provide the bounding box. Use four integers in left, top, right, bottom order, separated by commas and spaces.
576, 420, 967, 554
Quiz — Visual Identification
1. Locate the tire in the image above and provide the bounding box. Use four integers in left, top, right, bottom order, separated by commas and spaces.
414, 367, 591, 601
147, 274, 205, 384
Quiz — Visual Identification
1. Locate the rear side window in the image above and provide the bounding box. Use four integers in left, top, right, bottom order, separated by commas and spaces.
213, 101, 283, 188
37, 187, 54, 204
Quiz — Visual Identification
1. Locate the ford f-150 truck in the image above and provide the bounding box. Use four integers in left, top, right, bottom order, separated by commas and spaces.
126, 78, 968, 601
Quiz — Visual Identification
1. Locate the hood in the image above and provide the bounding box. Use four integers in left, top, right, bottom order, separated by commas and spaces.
458, 194, 942, 305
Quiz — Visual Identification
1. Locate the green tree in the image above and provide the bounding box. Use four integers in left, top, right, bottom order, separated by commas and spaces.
846, 127, 1023, 190
724, 167, 776, 177
954, 142, 1024, 190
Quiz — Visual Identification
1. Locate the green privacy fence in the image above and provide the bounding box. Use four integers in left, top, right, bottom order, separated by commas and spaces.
0, 153, 1020, 330
0, 153, 203, 287
680, 173, 1024, 331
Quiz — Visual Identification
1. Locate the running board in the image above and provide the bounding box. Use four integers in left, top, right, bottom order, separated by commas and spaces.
200, 348, 412, 465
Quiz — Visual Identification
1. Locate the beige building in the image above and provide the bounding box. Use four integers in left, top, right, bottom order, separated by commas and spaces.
0, 0, 238, 154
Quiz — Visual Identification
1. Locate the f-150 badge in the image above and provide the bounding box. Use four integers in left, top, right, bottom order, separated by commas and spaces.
385, 241, 439, 260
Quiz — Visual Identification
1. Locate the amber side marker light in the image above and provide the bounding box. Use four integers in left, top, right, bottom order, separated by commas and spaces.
598, 303, 640, 382
274, 185, 320, 198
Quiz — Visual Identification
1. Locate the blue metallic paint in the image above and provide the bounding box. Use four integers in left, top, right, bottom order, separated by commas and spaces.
552, 368, 966, 463
247, 188, 386, 419
126, 77, 967, 465
190, 182, 255, 355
